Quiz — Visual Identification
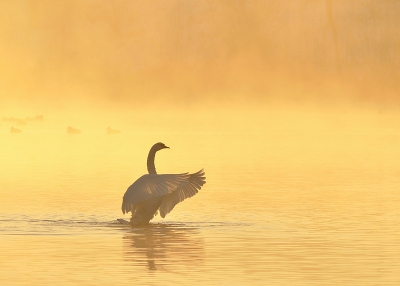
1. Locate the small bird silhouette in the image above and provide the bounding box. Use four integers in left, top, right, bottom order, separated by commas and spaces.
107, 127, 121, 134
10, 126, 22, 133
67, 126, 81, 134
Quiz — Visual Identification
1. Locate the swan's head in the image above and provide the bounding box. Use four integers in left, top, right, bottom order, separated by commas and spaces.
153, 142, 169, 151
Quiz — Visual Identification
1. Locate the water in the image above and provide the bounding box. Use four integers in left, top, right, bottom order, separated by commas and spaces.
1, 109, 400, 285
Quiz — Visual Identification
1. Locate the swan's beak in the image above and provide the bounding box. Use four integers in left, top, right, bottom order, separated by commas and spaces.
164, 146, 170, 149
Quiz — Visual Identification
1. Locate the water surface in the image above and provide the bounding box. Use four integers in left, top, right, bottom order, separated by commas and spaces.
1, 110, 400, 285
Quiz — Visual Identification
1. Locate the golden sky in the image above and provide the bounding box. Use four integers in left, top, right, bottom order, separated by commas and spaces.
1, 1, 399, 109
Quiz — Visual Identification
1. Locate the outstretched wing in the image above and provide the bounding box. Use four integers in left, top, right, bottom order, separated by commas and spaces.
122, 173, 189, 214
159, 169, 206, 218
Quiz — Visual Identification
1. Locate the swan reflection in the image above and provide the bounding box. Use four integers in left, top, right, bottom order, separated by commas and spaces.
123, 223, 204, 270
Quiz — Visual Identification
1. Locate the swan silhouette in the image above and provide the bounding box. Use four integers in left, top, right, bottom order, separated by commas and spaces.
26, 115, 43, 122
122, 142, 206, 226
10, 126, 22, 133
107, 127, 121, 134
67, 126, 81, 134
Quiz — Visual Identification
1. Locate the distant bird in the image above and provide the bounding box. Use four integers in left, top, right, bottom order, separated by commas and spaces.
10, 126, 22, 133
122, 142, 206, 226
2, 117, 15, 122
15, 119, 26, 126
67, 126, 81, 134
107, 127, 121, 135
3, 117, 25, 125
26, 115, 43, 122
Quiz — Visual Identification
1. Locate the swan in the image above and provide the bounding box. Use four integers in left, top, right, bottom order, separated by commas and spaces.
67, 126, 81, 134
121, 142, 206, 226
107, 127, 121, 134
10, 126, 22, 133
26, 115, 43, 122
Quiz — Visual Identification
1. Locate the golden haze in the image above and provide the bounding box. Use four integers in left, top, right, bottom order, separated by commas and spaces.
0, 1, 399, 111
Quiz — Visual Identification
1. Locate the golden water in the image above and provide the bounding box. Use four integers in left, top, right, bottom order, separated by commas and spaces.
1, 109, 400, 285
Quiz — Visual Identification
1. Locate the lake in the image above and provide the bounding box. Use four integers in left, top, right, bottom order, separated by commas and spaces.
1, 108, 400, 285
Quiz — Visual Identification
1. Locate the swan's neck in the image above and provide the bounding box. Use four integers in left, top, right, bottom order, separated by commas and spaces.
147, 148, 157, 174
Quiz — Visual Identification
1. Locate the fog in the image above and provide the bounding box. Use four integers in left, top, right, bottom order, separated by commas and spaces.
1, 0, 400, 112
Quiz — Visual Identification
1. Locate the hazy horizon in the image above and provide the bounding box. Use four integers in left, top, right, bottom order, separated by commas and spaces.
1, 1, 400, 111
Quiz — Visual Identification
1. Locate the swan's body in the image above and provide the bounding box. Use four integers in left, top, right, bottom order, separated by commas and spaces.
122, 142, 206, 226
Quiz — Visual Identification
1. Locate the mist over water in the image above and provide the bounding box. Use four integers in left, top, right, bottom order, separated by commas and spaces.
1, 0, 400, 109
1, 1, 400, 285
